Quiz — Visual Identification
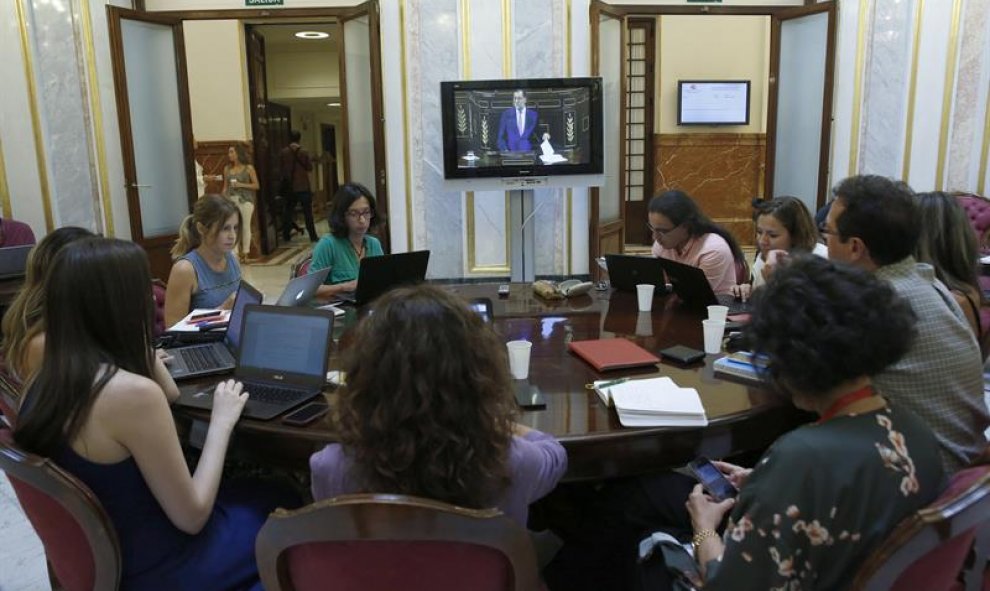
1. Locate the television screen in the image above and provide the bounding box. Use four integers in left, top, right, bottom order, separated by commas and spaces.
441, 77, 604, 179
677, 80, 751, 126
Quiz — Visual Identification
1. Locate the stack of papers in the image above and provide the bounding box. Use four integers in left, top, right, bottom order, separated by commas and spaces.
712, 351, 766, 383
592, 376, 708, 427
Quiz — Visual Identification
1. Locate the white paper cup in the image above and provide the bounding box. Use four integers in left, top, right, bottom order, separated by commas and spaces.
707, 305, 729, 323
635, 311, 653, 337
636, 284, 655, 312
702, 319, 726, 355
506, 340, 533, 380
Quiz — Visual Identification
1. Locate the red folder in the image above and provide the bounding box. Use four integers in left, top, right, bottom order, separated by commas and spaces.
568, 338, 661, 372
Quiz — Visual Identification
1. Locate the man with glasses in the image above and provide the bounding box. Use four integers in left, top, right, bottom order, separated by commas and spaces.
823, 174, 988, 473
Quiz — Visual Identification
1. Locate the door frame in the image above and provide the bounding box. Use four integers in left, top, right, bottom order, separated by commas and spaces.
127, 2, 389, 250
107, 6, 196, 280
765, 2, 837, 208
590, 1, 838, 265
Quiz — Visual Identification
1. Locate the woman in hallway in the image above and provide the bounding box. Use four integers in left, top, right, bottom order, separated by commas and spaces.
221, 144, 259, 263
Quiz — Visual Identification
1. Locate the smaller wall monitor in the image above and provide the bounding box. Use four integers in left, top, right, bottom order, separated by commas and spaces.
677, 80, 751, 126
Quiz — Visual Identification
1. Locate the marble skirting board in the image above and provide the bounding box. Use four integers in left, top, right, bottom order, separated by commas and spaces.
653, 133, 766, 248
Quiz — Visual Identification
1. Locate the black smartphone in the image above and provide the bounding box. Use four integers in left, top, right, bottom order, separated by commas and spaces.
281, 402, 330, 427
469, 297, 494, 323
687, 457, 738, 502
659, 345, 706, 365
514, 382, 546, 410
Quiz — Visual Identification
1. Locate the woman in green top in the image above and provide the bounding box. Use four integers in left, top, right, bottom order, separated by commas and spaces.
312, 183, 384, 299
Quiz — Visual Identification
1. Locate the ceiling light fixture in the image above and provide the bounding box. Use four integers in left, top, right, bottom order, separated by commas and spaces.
295, 31, 329, 40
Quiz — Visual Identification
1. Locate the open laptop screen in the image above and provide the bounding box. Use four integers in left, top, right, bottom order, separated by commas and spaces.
238, 308, 331, 378
225, 281, 263, 351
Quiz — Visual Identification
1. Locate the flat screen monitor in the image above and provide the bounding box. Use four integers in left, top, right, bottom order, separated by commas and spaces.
677, 80, 751, 126
441, 77, 604, 180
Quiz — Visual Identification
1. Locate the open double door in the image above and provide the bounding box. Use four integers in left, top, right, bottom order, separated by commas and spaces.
589, 2, 835, 278
107, 3, 386, 280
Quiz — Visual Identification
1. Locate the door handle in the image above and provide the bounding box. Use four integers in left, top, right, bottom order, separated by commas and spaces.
129, 183, 152, 188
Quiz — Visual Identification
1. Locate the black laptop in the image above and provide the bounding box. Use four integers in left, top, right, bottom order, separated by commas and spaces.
0, 245, 33, 280
338, 250, 431, 306
655, 257, 750, 314
166, 281, 263, 380
175, 305, 334, 420
604, 254, 667, 292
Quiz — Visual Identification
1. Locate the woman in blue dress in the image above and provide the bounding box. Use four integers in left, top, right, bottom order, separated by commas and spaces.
14, 237, 293, 591
165, 194, 241, 328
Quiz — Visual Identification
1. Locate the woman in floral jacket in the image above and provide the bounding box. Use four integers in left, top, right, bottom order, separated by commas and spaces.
660, 256, 945, 590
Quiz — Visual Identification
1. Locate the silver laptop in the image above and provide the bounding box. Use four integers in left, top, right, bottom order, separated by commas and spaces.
176, 304, 334, 420
275, 267, 331, 306
0, 245, 33, 280
165, 281, 263, 380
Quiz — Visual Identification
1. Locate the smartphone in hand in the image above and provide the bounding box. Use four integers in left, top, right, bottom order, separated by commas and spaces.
687, 457, 738, 502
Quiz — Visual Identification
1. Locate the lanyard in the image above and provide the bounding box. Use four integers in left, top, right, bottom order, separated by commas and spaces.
817, 384, 875, 423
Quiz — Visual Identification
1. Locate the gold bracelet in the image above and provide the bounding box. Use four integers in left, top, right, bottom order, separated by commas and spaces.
692, 529, 719, 551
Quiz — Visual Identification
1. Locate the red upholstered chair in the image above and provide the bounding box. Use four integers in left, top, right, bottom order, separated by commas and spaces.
290, 253, 313, 279
255, 493, 542, 591
955, 193, 990, 255
851, 458, 990, 591
0, 429, 121, 591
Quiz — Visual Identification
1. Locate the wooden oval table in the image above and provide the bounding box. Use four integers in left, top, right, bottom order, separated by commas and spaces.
173, 283, 810, 483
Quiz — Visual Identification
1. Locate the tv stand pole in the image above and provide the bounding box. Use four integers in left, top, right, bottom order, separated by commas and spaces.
509, 189, 536, 283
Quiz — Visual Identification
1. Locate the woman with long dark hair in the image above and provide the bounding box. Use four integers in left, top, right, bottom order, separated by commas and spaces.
648, 190, 747, 295
15, 237, 292, 591
310, 284, 566, 526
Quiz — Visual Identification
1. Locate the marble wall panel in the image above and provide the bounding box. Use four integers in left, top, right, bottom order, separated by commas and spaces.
29, 0, 100, 231
946, 0, 990, 191
653, 133, 766, 247
407, 0, 463, 278
859, 0, 913, 178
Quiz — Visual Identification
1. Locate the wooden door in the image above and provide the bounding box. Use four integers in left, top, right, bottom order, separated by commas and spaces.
245, 26, 276, 255
107, 7, 194, 280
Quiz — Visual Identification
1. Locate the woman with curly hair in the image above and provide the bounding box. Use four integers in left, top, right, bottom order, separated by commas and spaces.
636, 256, 944, 591
309, 284, 567, 525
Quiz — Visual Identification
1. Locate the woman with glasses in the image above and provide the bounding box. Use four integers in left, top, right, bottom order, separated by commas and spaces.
648, 190, 747, 295
730, 196, 826, 301
312, 183, 384, 299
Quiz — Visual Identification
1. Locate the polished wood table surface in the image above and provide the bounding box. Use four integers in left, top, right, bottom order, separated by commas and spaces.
173, 283, 810, 483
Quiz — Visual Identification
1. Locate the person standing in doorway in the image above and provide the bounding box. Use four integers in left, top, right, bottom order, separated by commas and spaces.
221, 144, 259, 263
280, 130, 319, 243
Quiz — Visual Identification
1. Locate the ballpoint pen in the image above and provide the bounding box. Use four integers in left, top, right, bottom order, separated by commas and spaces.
596, 377, 630, 389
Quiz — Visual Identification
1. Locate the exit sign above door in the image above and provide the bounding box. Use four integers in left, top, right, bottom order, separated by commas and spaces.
246, 0, 283, 6
686, 0, 722, 3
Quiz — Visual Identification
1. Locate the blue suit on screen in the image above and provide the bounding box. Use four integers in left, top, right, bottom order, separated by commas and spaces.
497, 107, 539, 151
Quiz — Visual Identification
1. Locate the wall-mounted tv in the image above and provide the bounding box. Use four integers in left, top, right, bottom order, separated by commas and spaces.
677, 80, 751, 126
441, 77, 604, 180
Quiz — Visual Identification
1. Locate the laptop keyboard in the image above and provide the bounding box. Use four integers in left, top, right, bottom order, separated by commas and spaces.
716, 294, 751, 315
244, 383, 312, 405
181, 346, 223, 373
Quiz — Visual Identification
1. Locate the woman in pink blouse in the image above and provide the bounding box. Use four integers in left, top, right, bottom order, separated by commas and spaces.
648, 190, 747, 295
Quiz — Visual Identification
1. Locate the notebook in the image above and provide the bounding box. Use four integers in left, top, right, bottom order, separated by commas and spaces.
166, 281, 263, 380
592, 376, 708, 427
275, 267, 331, 307
604, 254, 667, 292
568, 338, 660, 372
0, 245, 33, 280
338, 250, 431, 306
175, 305, 334, 420
655, 256, 750, 314
712, 351, 767, 384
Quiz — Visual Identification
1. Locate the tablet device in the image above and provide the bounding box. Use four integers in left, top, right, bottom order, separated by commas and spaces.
659, 345, 706, 365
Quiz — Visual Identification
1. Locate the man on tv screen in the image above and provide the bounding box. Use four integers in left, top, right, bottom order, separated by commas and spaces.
496, 89, 549, 152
